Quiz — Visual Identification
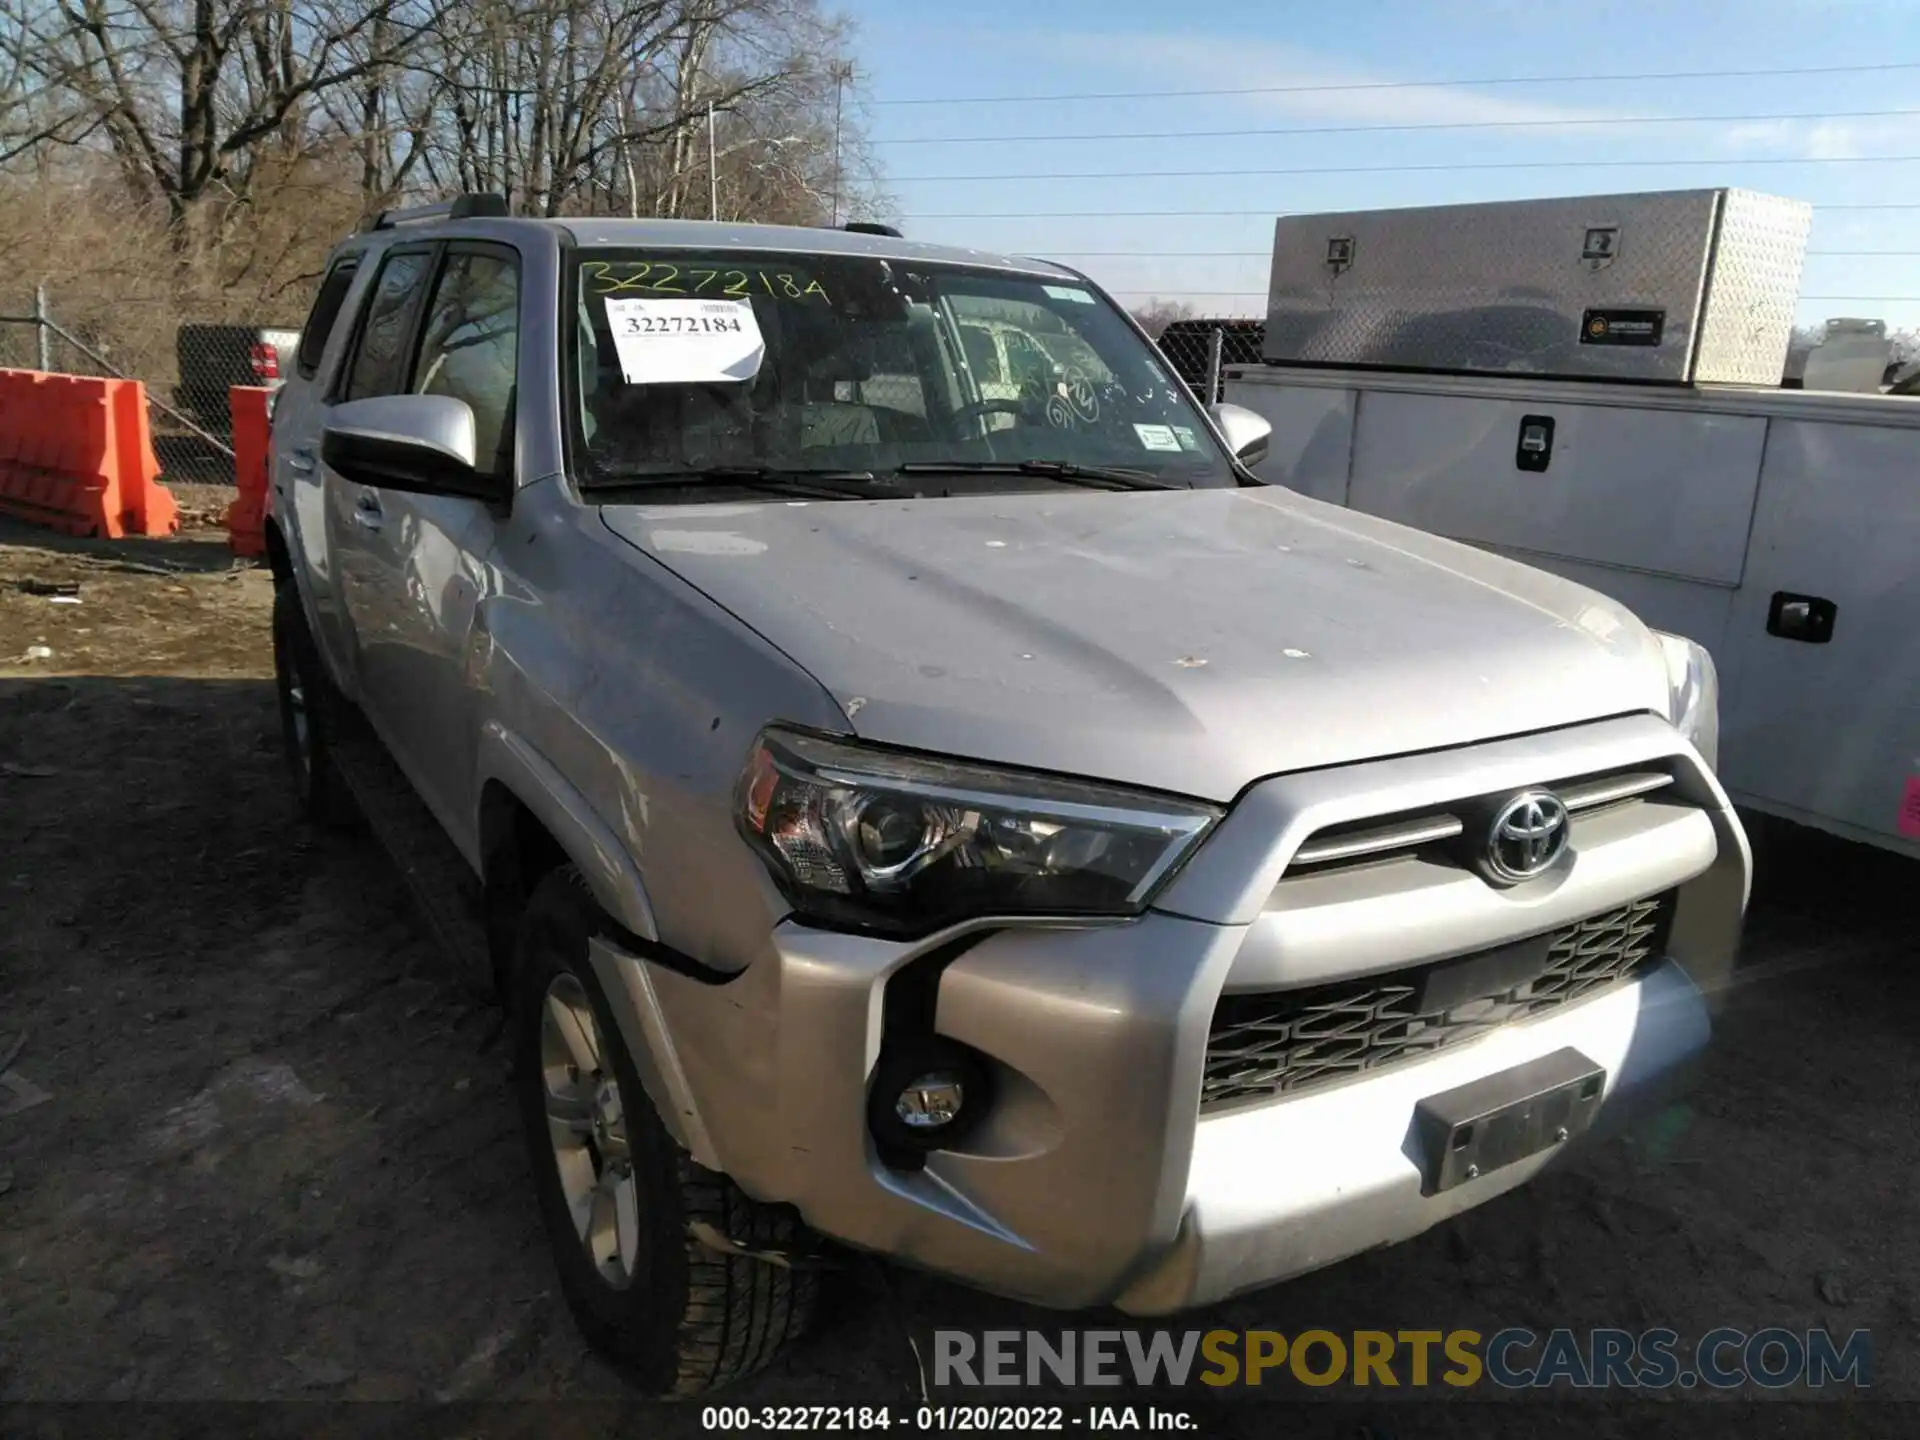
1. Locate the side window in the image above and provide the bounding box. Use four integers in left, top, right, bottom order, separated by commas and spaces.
960, 324, 1002, 384
295, 257, 360, 378
409, 250, 519, 471
342, 249, 434, 401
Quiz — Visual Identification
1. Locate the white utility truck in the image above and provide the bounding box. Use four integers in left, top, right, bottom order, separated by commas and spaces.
1225, 187, 1920, 861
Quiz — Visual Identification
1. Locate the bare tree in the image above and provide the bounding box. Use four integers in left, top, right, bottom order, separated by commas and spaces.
4, 0, 882, 223
4, 0, 454, 226
1128, 298, 1197, 338
404, 0, 871, 222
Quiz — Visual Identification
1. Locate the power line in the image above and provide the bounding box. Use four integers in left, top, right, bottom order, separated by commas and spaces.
895, 154, 1920, 184
1103, 290, 1920, 300
896, 204, 1920, 218
1034, 249, 1920, 258
871, 60, 1920, 108
908, 209, 1300, 219
874, 106, 1920, 147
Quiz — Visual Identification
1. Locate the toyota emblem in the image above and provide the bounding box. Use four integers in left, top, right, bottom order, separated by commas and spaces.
1484, 790, 1570, 883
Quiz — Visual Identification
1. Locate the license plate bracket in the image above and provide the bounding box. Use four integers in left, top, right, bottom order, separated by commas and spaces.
1412, 1047, 1606, 1196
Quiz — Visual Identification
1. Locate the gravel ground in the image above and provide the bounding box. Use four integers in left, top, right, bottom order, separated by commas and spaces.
0, 510, 1908, 1438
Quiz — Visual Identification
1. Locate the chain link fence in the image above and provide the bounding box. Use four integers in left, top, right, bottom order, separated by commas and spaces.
0, 290, 300, 486
1154, 319, 1269, 404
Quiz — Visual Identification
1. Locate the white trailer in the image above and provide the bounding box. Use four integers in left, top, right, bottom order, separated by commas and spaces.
1226, 188, 1920, 860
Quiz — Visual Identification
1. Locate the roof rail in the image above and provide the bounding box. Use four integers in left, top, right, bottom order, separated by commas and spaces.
363, 193, 509, 233
843, 221, 903, 238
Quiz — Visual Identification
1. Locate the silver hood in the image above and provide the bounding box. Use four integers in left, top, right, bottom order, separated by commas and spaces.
600, 486, 1672, 802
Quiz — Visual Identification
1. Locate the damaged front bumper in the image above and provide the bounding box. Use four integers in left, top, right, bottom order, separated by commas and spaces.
589, 714, 1747, 1311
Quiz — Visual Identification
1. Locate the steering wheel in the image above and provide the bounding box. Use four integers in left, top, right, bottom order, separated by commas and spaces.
950, 397, 1028, 431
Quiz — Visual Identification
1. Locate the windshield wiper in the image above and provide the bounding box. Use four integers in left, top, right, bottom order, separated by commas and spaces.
580, 464, 893, 499
893, 459, 1173, 491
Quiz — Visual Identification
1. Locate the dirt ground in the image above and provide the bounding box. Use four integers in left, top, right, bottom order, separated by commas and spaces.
0, 503, 1911, 1437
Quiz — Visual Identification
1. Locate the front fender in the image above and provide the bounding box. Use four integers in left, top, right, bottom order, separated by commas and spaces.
474, 719, 659, 942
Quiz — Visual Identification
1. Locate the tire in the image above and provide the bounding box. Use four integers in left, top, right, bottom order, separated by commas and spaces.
512, 865, 817, 1397
271, 582, 359, 829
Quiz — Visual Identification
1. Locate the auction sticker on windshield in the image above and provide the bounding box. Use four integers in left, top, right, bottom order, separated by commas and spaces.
1134, 423, 1183, 452
605, 297, 765, 385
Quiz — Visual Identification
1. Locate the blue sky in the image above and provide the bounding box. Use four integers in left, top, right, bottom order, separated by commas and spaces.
844, 0, 1920, 329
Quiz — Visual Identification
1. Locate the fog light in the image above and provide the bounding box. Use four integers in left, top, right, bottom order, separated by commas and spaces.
895, 1072, 965, 1130
868, 1038, 993, 1161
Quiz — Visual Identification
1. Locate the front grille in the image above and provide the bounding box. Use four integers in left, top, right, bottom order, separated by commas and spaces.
1201, 895, 1672, 1112
1282, 763, 1679, 875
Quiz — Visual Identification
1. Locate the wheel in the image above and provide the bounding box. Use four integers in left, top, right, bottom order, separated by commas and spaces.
271, 582, 358, 829
512, 865, 817, 1396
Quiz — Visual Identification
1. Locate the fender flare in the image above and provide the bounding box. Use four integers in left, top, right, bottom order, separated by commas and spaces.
474, 723, 723, 1165
474, 720, 659, 942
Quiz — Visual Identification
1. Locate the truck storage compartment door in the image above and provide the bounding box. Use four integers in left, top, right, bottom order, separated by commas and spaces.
1227, 380, 1356, 505
1344, 390, 1767, 588
1718, 417, 1920, 851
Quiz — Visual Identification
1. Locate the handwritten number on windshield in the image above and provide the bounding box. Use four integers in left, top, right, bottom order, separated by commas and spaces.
583, 260, 829, 302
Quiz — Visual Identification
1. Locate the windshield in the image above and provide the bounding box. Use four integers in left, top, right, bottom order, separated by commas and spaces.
565, 249, 1237, 493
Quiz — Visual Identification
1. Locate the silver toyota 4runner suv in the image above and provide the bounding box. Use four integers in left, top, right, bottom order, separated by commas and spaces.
264, 195, 1748, 1396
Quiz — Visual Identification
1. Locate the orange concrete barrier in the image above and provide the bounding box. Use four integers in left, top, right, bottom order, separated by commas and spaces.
0, 368, 179, 538
226, 386, 271, 559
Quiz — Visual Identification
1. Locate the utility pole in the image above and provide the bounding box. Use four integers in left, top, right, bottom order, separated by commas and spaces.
33, 284, 50, 373
830, 61, 853, 227
707, 99, 718, 220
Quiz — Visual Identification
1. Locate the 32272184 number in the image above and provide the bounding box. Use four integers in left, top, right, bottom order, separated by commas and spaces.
617, 313, 745, 336
583, 260, 829, 302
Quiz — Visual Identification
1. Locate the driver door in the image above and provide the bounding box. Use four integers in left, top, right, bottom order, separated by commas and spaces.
327, 243, 519, 841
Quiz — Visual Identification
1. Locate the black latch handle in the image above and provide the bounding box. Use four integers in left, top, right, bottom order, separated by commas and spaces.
1766, 592, 1837, 644
1515, 414, 1555, 473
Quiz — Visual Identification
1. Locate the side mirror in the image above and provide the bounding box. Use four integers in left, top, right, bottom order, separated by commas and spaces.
321, 394, 505, 503
1208, 401, 1272, 467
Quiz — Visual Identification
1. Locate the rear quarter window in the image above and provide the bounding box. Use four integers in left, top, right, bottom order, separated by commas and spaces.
295, 257, 362, 379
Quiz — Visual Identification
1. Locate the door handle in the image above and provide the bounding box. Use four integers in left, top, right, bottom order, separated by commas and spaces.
1515, 415, 1555, 472
352, 494, 384, 530
1766, 591, 1837, 644
288, 447, 315, 474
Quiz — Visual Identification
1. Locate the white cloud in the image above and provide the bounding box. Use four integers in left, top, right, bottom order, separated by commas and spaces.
1025, 28, 1920, 173
1721, 113, 1920, 161
1034, 31, 1639, 135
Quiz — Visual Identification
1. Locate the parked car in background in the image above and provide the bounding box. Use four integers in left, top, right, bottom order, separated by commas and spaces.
174, 323, 301, 436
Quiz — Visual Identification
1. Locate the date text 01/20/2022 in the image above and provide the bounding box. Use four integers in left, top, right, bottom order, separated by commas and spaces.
700, 1405, 1198, 1432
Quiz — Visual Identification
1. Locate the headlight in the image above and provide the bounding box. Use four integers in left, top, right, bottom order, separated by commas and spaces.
1654, 630, 1720, 770
735, 726, 1220, 936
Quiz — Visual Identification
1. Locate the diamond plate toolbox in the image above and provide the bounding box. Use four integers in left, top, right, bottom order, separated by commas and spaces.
1262, 189, 1813, 385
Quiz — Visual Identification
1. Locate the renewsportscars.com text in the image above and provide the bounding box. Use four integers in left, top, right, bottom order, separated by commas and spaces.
933, 1327, 1871, 1391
